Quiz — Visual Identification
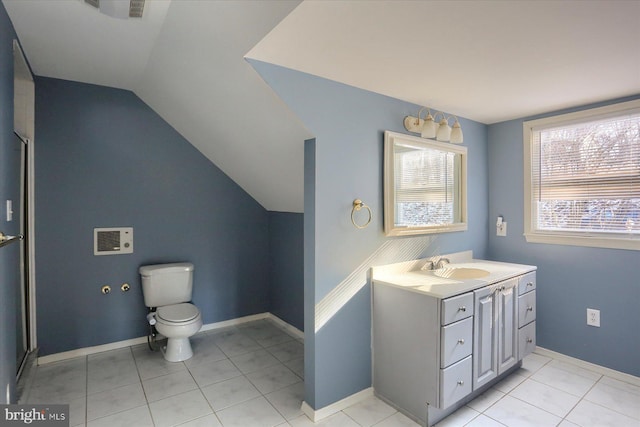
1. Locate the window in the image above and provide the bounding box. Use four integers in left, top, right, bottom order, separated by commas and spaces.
524, 99, 640, 250
384, 131, 467, 236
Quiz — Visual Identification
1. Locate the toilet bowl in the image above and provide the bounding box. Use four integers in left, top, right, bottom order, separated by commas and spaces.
139, 262, 201, 363
154, 303, 202, 362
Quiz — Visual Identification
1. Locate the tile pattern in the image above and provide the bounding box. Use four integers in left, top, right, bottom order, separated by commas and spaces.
21, 320, 640, 427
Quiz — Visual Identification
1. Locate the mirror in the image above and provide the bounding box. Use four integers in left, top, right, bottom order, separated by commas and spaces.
384, 131, 467, 236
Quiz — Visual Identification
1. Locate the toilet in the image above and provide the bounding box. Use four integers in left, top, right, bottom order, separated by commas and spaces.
139, 262, 202, 362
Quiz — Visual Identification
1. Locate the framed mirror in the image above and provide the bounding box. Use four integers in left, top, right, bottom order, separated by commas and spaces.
384, 131, 467, 236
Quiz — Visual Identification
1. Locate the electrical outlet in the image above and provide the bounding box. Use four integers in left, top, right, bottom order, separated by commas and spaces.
497, 222, 507, 237
587, 308, 600, 327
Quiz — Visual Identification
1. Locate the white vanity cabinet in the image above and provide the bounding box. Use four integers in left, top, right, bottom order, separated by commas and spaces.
372, 285, 474, 422
372, 260, 536, 427
473, 278, 519, 390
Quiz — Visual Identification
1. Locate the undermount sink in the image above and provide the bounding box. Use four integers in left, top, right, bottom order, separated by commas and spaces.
433, 267, 490, 280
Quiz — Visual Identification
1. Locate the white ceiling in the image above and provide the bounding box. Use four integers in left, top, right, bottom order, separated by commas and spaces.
248, 0, 640, 124
4, 0, 640, 212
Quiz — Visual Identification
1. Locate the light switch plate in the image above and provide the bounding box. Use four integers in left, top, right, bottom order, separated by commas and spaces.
497, 222, 507, 237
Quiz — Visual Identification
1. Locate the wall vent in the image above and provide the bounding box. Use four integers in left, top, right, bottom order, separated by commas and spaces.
94, 227, 134, 255
83, 0, 145, 18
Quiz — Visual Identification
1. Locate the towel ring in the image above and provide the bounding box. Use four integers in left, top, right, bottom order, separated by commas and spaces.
351, 199, 372, 229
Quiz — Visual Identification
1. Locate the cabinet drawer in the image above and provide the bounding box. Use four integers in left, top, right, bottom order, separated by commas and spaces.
439, 355, 472, 409
441, 317, 473, 368
519, 321, 536, 359
518, 290, 536, 327
441, 292, 474, 325
518, 271, 536, 296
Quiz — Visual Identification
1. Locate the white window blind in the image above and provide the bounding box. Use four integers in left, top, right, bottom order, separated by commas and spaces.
394, 147, 459, 226
525, 100, 640, 250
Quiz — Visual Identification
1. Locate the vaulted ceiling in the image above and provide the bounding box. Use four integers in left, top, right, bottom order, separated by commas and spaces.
4, 0, 640, 213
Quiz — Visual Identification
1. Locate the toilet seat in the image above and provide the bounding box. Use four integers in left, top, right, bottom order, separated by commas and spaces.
156, 303, 199, 324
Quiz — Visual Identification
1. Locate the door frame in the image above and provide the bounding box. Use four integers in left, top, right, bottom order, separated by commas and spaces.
13, 40, 37, 353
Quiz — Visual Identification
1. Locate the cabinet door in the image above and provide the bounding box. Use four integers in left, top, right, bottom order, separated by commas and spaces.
497, 279, 518, 374
473, 286, 497, 390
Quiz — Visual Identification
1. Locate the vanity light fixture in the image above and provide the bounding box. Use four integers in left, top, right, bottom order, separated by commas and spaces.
403, 108, 464, 144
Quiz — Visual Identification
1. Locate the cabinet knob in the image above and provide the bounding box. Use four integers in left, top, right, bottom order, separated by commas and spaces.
527, 282, 534, 287
457, 380, 464, 386
527, 306, 533, 311
501, 285, 505, 291
458, 306, 466, 312
457, 339, 465, 345
527, 338, 533, 343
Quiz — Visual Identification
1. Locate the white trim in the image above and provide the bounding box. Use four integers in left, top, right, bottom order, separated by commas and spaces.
13, 39, 37, 352
523, 232, 640, 251
534, 346, 640, 387
38, 312, 302, 365
383, 131, 468, 237
198, 312, 270, 333
267, 313, 304, 340
26, 137, 36, 350
301, 387, 373, 422
523, 99, 640, 251
38, 336, 149, 365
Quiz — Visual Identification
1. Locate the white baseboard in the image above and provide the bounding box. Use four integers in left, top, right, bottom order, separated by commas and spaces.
38, 312, 302, 365
301, 387, 373, 422
535, 346, 640, 387
267, 313, 304, 340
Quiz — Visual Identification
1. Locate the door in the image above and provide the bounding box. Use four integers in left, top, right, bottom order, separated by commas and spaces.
497, 278, 518, 374
473, 285, 497, 389
14, 133, 30, 378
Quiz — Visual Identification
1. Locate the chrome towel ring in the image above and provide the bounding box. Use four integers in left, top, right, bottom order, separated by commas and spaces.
351, 199, 372, 229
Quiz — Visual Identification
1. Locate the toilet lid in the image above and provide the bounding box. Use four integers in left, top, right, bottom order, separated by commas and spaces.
156, 303, 199, 323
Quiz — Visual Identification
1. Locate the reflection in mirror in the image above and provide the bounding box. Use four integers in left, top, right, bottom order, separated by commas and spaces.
384, 131, 467, 236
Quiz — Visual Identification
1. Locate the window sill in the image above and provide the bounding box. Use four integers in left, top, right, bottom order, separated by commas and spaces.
524, 232, 640, 251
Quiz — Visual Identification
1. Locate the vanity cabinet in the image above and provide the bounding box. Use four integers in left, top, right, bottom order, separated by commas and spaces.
373, 267, 536, 427
473, 278, 518, 390
518, 272, 537, 358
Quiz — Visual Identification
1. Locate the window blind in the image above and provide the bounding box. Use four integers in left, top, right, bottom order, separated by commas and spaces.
531, 112, 640, 235
394, 148, 457, 225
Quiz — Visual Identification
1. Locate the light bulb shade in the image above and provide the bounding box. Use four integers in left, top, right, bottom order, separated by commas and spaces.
436, 118, 451, 142
421, 114, 437, 138
450, 120, 463, 144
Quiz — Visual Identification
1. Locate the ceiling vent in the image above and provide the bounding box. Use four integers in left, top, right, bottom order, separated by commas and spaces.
84, 0, 145, 19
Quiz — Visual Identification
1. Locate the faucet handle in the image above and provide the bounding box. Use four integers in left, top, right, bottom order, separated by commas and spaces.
422, 260, 435, 271
436, 258, 450, 269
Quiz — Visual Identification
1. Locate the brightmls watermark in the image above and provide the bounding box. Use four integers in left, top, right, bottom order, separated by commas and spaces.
1, 405, 68, 426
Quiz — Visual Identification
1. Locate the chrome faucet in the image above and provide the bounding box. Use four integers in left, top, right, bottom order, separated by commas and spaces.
422, 260, 436, 271
435, 257, 450, 269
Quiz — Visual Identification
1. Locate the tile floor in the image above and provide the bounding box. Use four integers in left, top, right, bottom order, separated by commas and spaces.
20, 319, 640, 427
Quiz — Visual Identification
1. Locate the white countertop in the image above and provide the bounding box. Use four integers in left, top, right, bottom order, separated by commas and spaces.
371, 254, 536, 299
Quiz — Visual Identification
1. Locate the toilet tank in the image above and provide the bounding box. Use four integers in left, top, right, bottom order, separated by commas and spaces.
139, 263, 194, 308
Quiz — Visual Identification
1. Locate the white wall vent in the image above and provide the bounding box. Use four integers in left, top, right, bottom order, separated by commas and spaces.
94, 227, 133, 255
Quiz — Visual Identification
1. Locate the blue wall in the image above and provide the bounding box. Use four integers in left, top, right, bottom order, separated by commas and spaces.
0, 1, 19, 403
268, 211, 304, 330
251, 60, 489, 409
34, 77, 272, 356
487, 96, 640, 377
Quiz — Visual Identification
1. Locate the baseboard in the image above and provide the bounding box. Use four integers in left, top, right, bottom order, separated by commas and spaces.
301, 387, 373, 422
267, 313, 304, 340
38, 312, 301, 365
37, 335, 150, 365
535, 346, 640, 387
